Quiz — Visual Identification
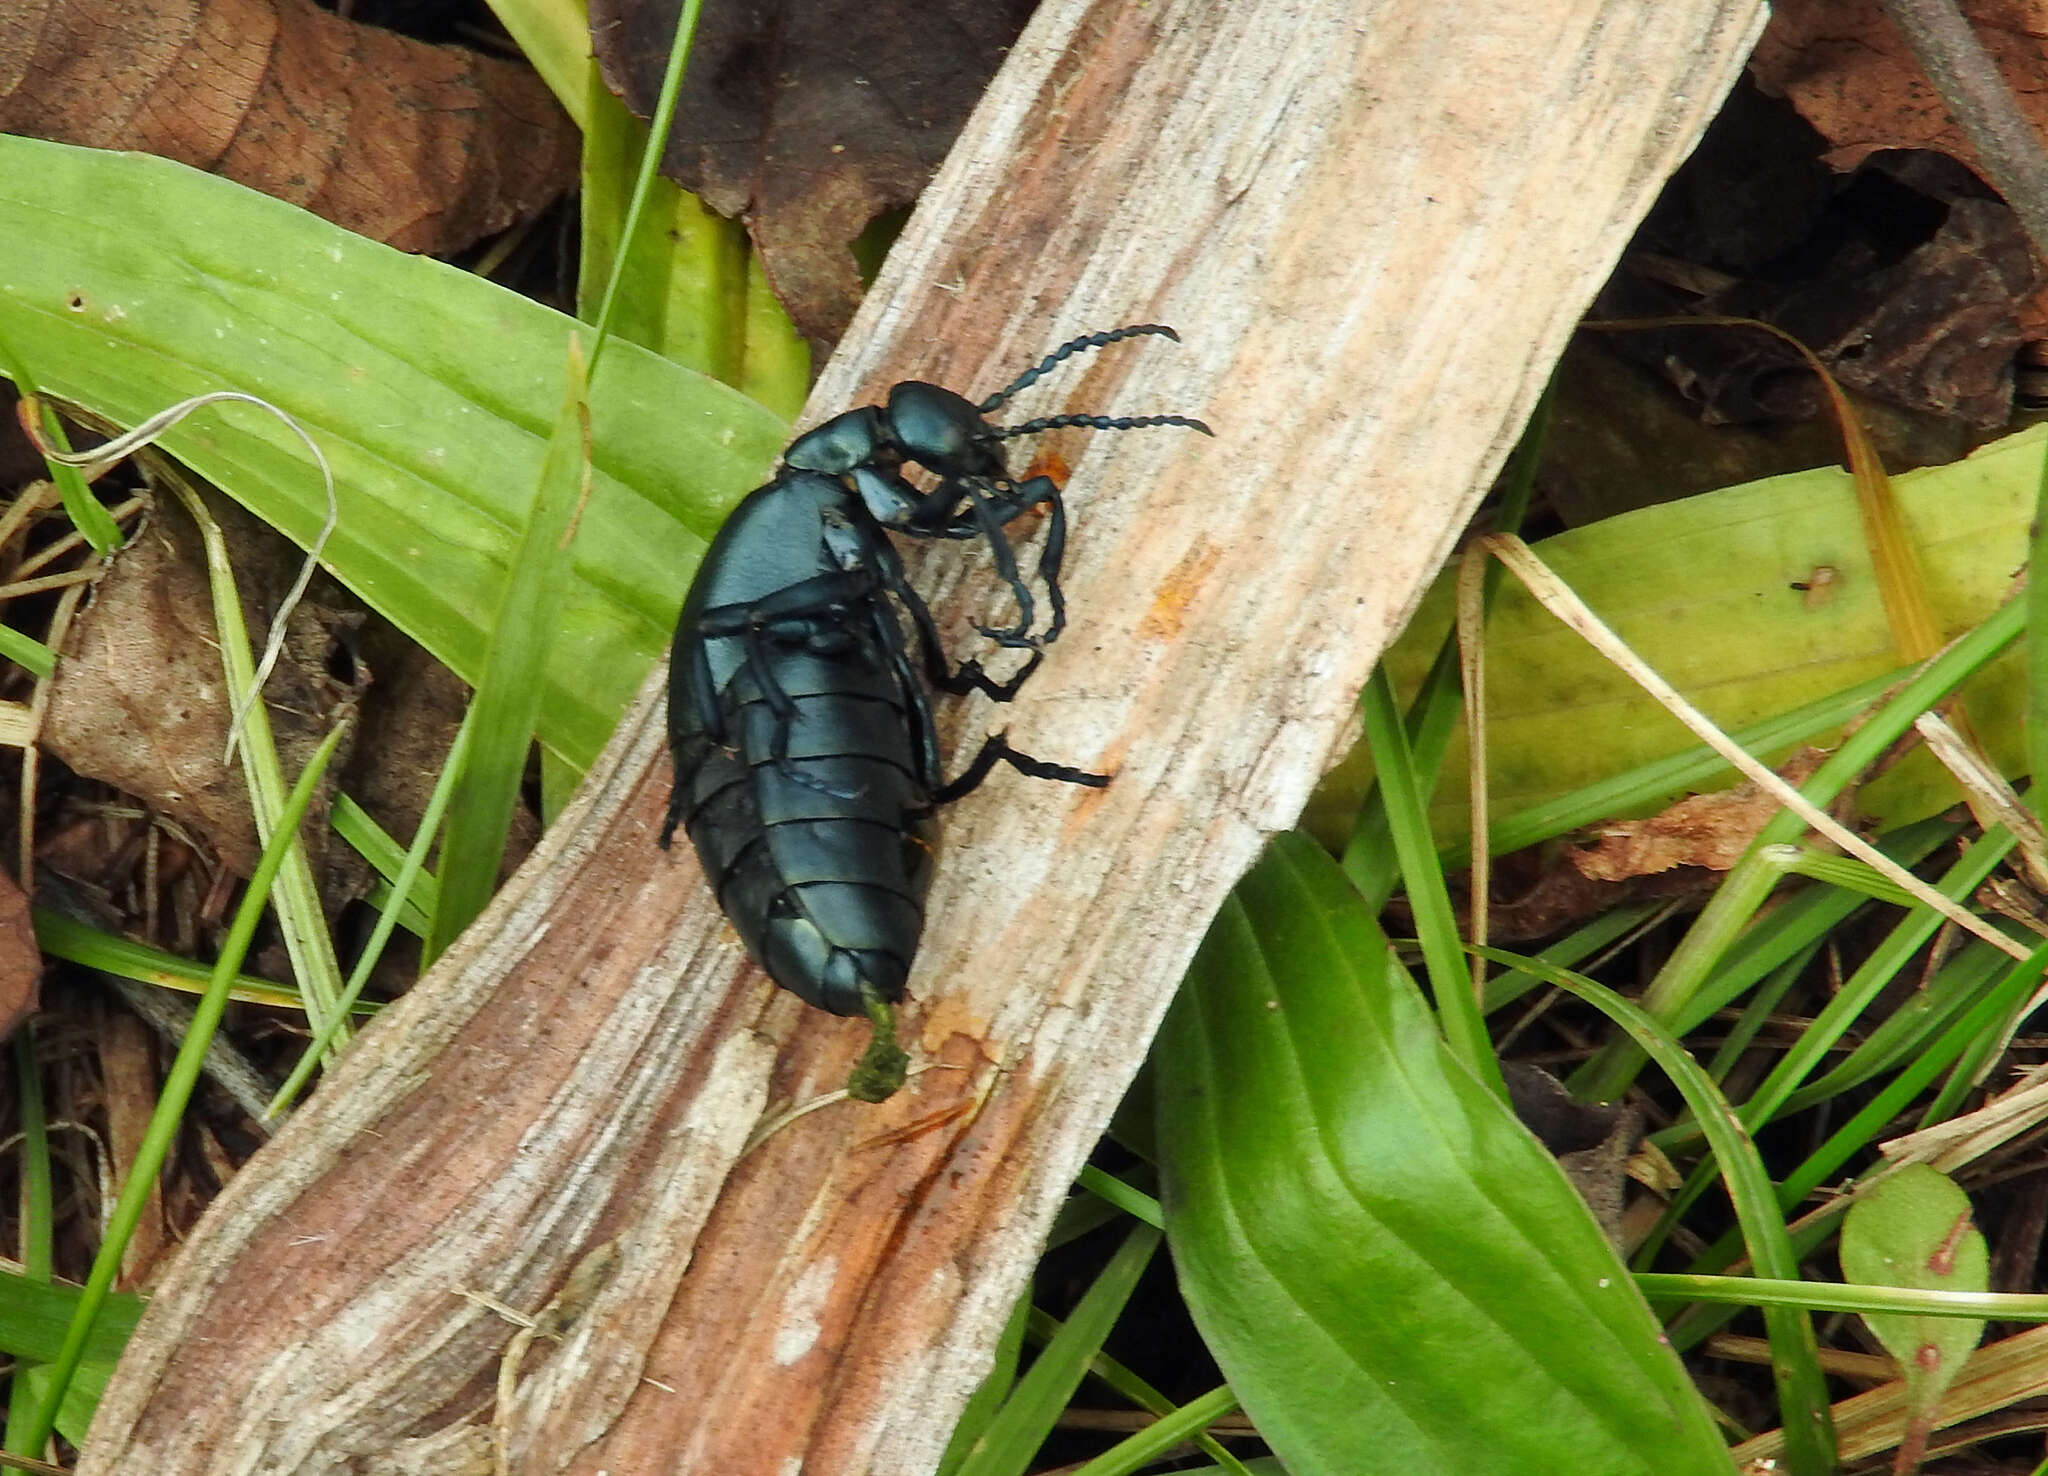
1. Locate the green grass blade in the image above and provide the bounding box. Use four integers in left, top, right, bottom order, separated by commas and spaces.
1471, 945, 1837, 1473
272, 715, 472, 1115
0, 624, 54, 680
3, 1027, 55, 1453
169, 477, 348, 1037
1065, 1385, 1243, 1476
950, 1224, 1160, 1476
428, 342, 590, 956
1358, 670, 1503, 1096
937, 1292, 1031, 1476
1639, 1272, 2043, 1321
30, 908, 332, 1012
329, 795, 436, 933
1073, 1165, 1163, 1231
0, 1269, 143, 1452
18, 716, 351, 1454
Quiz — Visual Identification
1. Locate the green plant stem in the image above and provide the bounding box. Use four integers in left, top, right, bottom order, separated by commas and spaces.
1359, 670, 1505, 1097
16, 718, 350, 1456
1637, 1273, 2048, 1321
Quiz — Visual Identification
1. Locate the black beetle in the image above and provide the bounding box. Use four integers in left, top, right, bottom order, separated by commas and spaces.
663, 324, 1209, 1099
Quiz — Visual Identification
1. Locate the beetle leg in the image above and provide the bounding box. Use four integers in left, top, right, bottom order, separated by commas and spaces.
732, 622, 867, 801
689, 569, 872, 640
870, 600, 946, 792
977, 474, 1069, 643
866, 531, 1034, 700
683, 628, 728, 745
695, 572, 878, 801
936, 731, 1110, 803
952, 478, 1038, 646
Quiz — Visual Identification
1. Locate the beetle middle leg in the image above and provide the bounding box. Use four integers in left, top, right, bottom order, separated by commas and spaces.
866, 534, 1047, 704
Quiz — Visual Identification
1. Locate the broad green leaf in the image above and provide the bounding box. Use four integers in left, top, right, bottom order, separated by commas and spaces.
1155, 834, 1729, 1476
1841, 1165, 1988, 1456
0, 1272, 142, 1446
1351, 426, 2043, 843
0, 135, 789, 773
0, 1271, 141, 1370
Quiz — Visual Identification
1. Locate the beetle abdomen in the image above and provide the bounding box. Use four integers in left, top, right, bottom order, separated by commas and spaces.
672, 651, 938, 1016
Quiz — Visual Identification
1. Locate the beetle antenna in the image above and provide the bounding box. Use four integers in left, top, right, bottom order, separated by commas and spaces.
990, 411, 1214, 440
976, 323, 1183, 412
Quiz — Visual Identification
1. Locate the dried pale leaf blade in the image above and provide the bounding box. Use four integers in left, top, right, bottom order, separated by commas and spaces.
0, 0, 576, 254
1156, 834, 1728, 1476
1840, 1165, 1988, 1465
0, 136, 789, 772
590, 0, 1035, 341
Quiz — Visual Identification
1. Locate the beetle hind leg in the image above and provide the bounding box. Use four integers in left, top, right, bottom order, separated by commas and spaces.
936, 731, 1110, 803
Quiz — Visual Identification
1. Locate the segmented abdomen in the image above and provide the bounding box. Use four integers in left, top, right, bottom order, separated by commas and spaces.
670, 648, 938, 1016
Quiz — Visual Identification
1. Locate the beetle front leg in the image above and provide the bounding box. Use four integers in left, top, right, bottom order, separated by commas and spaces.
952, 479, 1039, 646
977, 474, 1069, 643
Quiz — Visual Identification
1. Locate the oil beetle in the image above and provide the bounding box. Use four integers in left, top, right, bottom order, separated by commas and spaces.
663, 324, 1210, 1100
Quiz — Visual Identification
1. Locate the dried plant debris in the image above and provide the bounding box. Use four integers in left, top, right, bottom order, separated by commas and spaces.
1750, 0, 2048, 346
1615, 139, 2043, 428
41, 492, 366, 885
1501, 1063, 1642, 1251
1571, 749, 1829, 883
0, 0, 576, 254
1751, 0, 2048, 176
0, 866, 41, 1038
591, 0, 1037, 343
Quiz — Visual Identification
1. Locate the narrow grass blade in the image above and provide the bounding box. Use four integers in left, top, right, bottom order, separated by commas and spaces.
950, 1224, 1160, 1476
18, 717, 351, 1454
1472, 944, 1837, 1472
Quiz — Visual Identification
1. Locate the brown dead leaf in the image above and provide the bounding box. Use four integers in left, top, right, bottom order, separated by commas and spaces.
1502, 1063, 1641, 1249
0, 0, 575, 254
97, 1001, 174, 1287
1751, 0, 2048, 176
1769, 190, 2041, 427
1571, 747, 1829, 882
1750, 3, 2048, 347
0, 865, 41, 1039
592, 0, 1036, 344
41, 492, 365, 881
